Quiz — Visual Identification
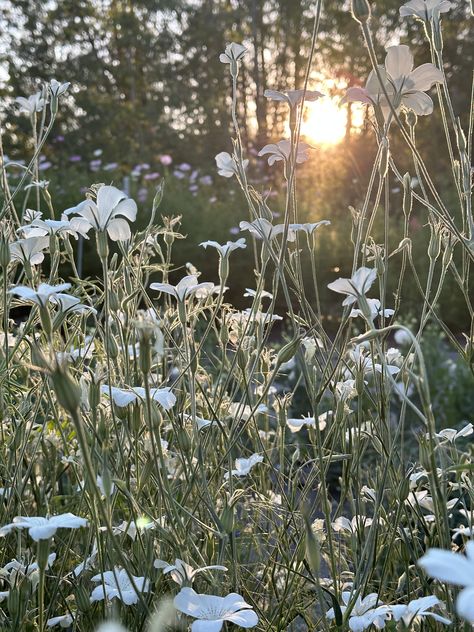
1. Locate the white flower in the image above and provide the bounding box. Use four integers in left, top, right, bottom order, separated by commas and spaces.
239, 218, 297, 242
2, 553, 56, 579
224, 454, 263, 480
20, 218, 91, 240
219, 42, 247, 64
343, 45, 443, 117
91, 568, 150, 605
418, 543, 474, 622
15, 92, 45, 115
101, 385, 176, 411
326, 593, 390, 631
64, 185, 137, 241
47, 614, 74, 628
215, 152, 248, 178
154, 558, 227, 586
200, 239, 246, 257
290, 220, 331, 235
49, 79, 70, 98
49, 294, 97, 315
286, 415, 327, 434
9, 236, 49, 265
113, 518, 155, 540
400, 0, 453, 21
0, 513, 87, 541
327, 267, 377, 307
350, 298, 394, 319
434, 423, 473, 442
243, 288, 273, 300
174, 587, 258, 632
74, 543, 98, 577
9, 283, 71, 307
258, 139, 310, 166
391, 595, 451, 626
150, 275, 214, 302
264, 88, 324, 108
332, 515, 373, 534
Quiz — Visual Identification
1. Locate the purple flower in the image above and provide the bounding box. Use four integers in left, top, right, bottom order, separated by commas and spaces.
69, 155, 82, 163
144, 172, 160, 181
199, 175, 213, 186
178, 162, 191, 171
39, 161, 52, 171
173, 170, 185, 179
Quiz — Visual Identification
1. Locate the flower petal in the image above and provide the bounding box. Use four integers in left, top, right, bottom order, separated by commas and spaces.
409, 63, 444, 91
385, 45, 414, 79
402, 91, 434, 115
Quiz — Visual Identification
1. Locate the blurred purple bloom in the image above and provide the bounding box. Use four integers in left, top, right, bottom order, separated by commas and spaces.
144, 172, 160, 181
160, 154, 172, 166
103, 162, 119, 171
69, 155, 82, 163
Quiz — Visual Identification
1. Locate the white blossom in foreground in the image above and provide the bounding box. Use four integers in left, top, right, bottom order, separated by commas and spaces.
20, 217, 91, 240
264, 88, 324, 108
327, 267, 377, 307
50, 293, 97, 315
64, 185, 137, 241
174, 587, 258, 631
418, 543, 474, 622
49, 79, 70, 98
343, 45, 443, 117
258, 139, 310, 166
215, 152, 248, 178
390, 595, 451, 626
326, 592, 390, 631
150, 275, 214, 302
91, 568, 150, 605
400, 0, 452, 21
0, 513, 87, 541
154, 558, 227, 586
224, 454, 263, 480
9, 283, 71, 307
101, 385, 176, 411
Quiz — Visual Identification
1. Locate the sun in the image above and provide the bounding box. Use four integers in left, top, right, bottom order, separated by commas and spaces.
300, 97, 349, 145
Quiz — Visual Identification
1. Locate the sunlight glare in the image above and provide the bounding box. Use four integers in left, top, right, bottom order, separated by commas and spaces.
301, 97, 349, 146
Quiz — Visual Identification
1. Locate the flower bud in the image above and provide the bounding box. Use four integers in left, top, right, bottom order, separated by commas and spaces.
75, 585, 92, 613
378, 137, 390, 178
0, 234, 11, 269
428, 223, 441, 261
275, 336, 300, 368
220, 503, 234, 534
351, 0, 371, 23
50, 366, 82, 413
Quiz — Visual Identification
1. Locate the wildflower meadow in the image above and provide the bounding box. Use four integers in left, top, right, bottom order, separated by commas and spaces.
0, 0, 473, 631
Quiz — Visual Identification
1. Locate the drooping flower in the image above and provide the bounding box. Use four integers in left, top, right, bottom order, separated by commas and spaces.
215, 152, 248, 178
101, 385, 176, 411
418, 543, 474, 622
174, 587, 258, 631
90, 568, 151, 605
327, 267, 377, 307
9, 283, 72, 307
264, 88, 324, 108
0, 513, 88, 541
224, 454, 263, 480
399, 0, 452, 21
64, 185, 137, 241
390, 595, 451, 626
9, 236, 49, 265
290, 220, 331, 235
350, 298, 394, 319
150, 275, 215, 302
154, 558, 227, 586
343, 45, 444, 117
258, 139, 310, 166
15, 92, 45, 115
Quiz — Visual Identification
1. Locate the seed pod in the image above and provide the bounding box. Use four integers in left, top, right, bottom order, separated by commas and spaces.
351, 0, 371, 23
